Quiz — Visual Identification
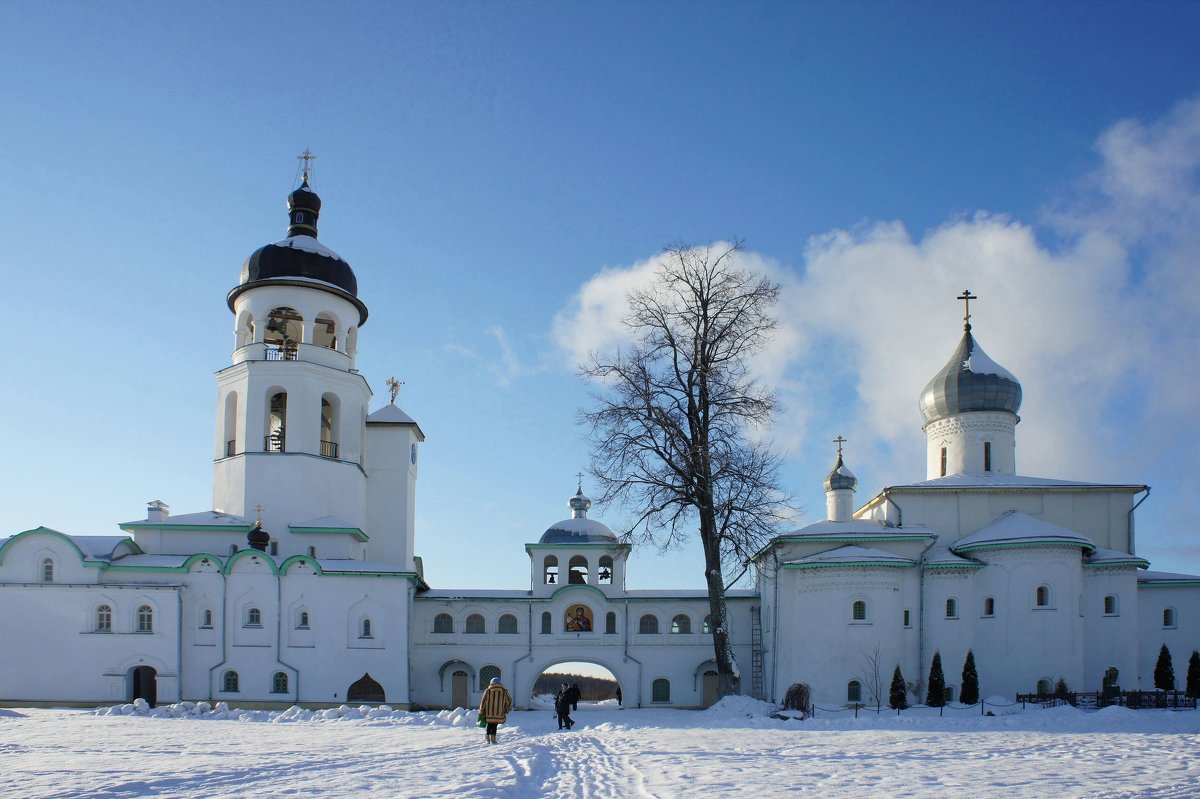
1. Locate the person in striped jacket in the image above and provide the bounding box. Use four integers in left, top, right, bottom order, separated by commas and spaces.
479, 676, 513, 745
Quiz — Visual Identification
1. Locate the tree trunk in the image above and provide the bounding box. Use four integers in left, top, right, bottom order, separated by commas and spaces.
701, 503, 740, 697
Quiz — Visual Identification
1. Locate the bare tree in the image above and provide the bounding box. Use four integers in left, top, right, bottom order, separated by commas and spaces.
855, 645, 885, 709
579, 241, 791, 698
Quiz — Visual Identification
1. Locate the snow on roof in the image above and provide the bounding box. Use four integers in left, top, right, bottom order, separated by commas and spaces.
1138, 570, 1200, 584
539, 517, 618, 544
289, 516, 362, 532
886, 473, 1145, 491
623, 589, 756, 599
313, 558, 414, 575
781, 519, 934, 539
120, 511, 252, 529
419, 589, 534, 599
783, 545, 915, 568
1086, 547, 1149, 567
953, 511, 1094, 554
923, 545, 982, 567
367, 404, 419, 425
69, 536, 137, 561
272, 235, 343, 261
109, 554, 193, 569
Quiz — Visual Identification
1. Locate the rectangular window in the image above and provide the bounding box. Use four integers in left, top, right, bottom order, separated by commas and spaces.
940, 447, 947, 477
983, 442, 992, 472
902, 609, 911, 627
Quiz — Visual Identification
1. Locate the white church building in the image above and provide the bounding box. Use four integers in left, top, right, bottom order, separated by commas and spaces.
1, 176, 1196, 710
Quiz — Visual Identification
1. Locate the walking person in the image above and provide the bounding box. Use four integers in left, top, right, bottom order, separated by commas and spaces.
479, 676, 512, 745
555, 683, 574, 730
568, 682, 582, 712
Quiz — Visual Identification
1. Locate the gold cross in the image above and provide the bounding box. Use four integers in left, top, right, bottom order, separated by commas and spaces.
958, 289, 978, 331
385, 377, 403, 404
833, 436, 847, 457
253, 505, 265, 524
298, 148, 316, 182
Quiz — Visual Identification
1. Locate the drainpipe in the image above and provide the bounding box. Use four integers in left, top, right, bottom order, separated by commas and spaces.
622, 598, 643, 707
176, 587, 184, 703
771, 556, 780, 705
275, 568, 300, 705
206, 568, 229, 702
1128, 487, 1150, 555
887, 493, 904, 527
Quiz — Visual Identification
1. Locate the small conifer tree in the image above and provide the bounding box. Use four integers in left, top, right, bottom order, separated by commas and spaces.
1154, 644, 1175, 691
927, 651, 945, 707
889, 665, 908, 710
960, 649, 979, 705
1186, 651, 1200, 699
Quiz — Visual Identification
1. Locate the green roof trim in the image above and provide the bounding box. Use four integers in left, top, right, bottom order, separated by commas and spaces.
784, 559, 913, 570
224, 549, 280, 575
922, 561, 986, 570
289, 526, 369, 541
1139, 580, 1200, 588
954, 540, 1092, 554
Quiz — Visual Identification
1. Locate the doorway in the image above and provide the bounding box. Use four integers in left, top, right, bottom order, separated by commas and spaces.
702, 670, 719, 708
130, 665, 157, 707
451, 671, 469, 709
347, 673, 385, 703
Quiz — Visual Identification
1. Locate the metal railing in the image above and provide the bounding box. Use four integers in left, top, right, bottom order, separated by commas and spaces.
319, 440, 339, 459
265, 345, 298, 361
264, 433, 285, 452
1016, 690, 1197, 710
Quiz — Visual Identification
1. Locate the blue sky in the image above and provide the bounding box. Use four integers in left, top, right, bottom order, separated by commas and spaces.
3, 1, 1199, 589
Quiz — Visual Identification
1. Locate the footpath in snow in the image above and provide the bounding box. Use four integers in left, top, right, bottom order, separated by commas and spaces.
3, 697, 1199, 798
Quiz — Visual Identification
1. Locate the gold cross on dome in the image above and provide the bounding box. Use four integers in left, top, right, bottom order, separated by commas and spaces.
576, 471, 585, 493
386, 377, 403, 405
958, 289, 978, 331
297, 148, 316, 182
833, 436, 847, 457
253, 505, 265, 524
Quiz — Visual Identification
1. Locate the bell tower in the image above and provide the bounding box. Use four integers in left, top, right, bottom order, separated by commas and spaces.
212, 157, 372, 551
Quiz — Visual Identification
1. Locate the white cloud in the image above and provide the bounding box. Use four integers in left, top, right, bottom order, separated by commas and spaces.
487, 325, 521, 388
555, 98, 1200, 553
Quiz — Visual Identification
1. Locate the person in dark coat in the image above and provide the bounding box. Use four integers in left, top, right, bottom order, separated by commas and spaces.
555, 683, 574, 730
568, 683, 582, 712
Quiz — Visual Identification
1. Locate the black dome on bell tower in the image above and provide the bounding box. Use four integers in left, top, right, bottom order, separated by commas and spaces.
228, 170, 367, 324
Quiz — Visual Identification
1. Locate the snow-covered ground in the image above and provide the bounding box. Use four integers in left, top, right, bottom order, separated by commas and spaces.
3, 698, 1199, 798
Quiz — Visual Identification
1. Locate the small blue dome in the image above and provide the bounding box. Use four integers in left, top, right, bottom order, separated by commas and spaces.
539, 488, 617, 544
919, 330, 1022, 424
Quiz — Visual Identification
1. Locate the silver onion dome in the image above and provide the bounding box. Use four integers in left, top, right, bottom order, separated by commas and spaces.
919, 330, 1022, 425
824, 453, 858, 492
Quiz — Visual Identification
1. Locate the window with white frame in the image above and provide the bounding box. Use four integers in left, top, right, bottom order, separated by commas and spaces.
136, 605, 154, 633
945, 598, 958, 619
296, 610, 310, 629
245, 607, 262, 627
851, 600, 868, 622
434, 613, 454, 634
1103, 595, 1118, 616
96, 605, 112, 632
671, 614, 691, 634
41, 558, 54, 583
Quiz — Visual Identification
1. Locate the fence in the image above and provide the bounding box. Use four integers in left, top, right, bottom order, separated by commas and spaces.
1015, 690, 1197, 710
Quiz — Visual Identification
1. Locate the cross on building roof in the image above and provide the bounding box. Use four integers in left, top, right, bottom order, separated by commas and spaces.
958, 289, 978, 331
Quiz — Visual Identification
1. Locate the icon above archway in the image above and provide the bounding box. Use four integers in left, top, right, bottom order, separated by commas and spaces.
564, 604, 593, 632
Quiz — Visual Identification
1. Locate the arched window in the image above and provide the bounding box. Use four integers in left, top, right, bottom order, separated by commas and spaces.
314, 313, 338, 349
95, 605, 112, 632
297, 610, 310, 629
1035, 585, 1050, 608
235, 310, 255, 349
651, 678, 671, 703
272, 672, 289, 694
222, 670, 240, 692
1103, 595, 1118, 616
702, 615, 712, 634
266, 391, 287, 451
498, 614, 518, 634
264, 306, 302, 358
605, 611, 617, 635
433, 613, 453, 634
41, 558, 54, 583
320, 394, 339, 458
222, 391, 238, 457
136, 605, 154, 633
540, 611, 552, 634
983, 597, 995, 617
945, 598, 958, 619
543, 556, 558, 585
465, 614, 485, 634
598, 555, 614, 585
479, 665, 501, 690
568, 556, 588, 584
1164, 607, 1177, 628
851, 600, 867, 621
671, 614, 691, 634
360, 618, 373, 638
847, 680, 863, 702
245, 607, 262, 627
201, 609, 213, 628
1036, 679, 1051, 695
639, 614, 659, 634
